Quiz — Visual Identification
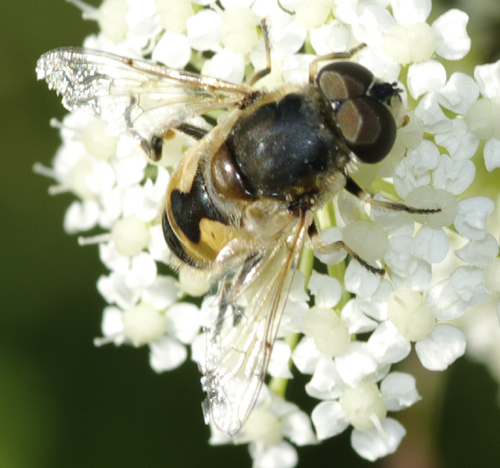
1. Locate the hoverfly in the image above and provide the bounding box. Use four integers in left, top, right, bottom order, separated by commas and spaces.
37, 21, 438, 437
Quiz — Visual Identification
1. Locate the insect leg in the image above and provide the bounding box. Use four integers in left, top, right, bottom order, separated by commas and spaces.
122, 96, 162, 161
309, 219, 385, 275
309, 43, 367, 83
246, 18, 272, 86
344, 176, 441, 214
175, 122, 209, 141
147, 123, 210, 162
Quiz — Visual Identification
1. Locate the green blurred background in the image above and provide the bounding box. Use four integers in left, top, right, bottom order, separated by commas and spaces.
1, 1, 499, 467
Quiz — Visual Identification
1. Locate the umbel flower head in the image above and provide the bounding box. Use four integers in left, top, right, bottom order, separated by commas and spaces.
36, 0, 500, 466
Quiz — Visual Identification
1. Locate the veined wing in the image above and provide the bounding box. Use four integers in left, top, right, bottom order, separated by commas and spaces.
201, 212, 313, 436
36, 47, 254, 157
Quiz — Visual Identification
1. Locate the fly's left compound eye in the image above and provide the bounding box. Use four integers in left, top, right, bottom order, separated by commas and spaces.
336, 96, 397, 164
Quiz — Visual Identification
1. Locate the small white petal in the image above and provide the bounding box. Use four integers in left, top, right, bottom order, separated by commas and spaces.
433, 155, 475, 195
310, 20, 350, 55
152, 32, 191, 68
308, 272, 342, 308
384, 235, 414, 277
474, 60, 500, 99
112, 153, 147, 187
407, 60, 446, 100
148, 225, 171, 264
281, 411, 318, 446
305, 358, 345, 400
341, 299, 378, 334
344, 261, 381, 298
270, 20, 307, 55
425, 279, 468, 320
414, 92, 453, 134
98, 272, 140, 310
357, 47, 401, 83
292, 337, 323, 374
125, 253, 157, 289
221, 0, 258, 7
357, 279, 394, 321
204, 48, 246, 83
268, 340, 293, 378
190, 332, 207, 365
149, 336, 187, 372
311, 401, 350, 440
336, 342, 378, 387
187, 9, 222, 51
338, 190, 365, 225
414, 226, 449, 263
332, 0, 363, 25
455, 234, 499, 267
484, 138, 500, 172
166, 302, 200, 344
381, 372, 421, 411
281, 300, 308, 335
64, 200, 99, 233
415, 324, 466, 370
351, 5, 395, 48
141, 275, 178, 310
450, 266, 491, 306
99, 242, 130, 273
282, 53, 314, 84
391, 0, 431, 26
432, 9, 471, 60
367, 321, 411, 364
100, 306, 125, 343
434, 119, 479, 161
454, 196, 495, 240
437, 72, 479, 114
351, 418, 406, 461
288, 271, 309, 303
391, 259, 432, 292
249, 441, 298, 468
393, 140, 439, 198
366, 363, 392, 385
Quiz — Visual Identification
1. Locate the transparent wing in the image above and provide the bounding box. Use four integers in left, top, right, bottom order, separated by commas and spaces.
36, 47, 253, 156
201, 214, 311, 436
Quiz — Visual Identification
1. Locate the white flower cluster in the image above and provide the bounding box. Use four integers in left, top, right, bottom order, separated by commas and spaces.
37, 0, 500, 466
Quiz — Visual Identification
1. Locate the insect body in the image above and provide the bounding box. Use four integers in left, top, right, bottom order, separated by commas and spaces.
37, 36, 426, 437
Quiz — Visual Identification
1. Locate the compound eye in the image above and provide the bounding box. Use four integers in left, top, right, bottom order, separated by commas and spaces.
337, 96, 397, 164
317, 61, 374, 101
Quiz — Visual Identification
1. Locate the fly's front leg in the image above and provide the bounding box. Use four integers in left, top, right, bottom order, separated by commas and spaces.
247, 18, 272, 86
308, 219, 385, 275
344, 176, 442, 214
145, 122, 209, 162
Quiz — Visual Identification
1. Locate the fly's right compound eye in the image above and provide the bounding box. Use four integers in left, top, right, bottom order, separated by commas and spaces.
317, 61, 400, 165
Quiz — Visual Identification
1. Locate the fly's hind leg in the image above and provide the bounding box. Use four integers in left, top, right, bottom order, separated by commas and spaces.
344, 176, 442, 214
308, 220, 386, 276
